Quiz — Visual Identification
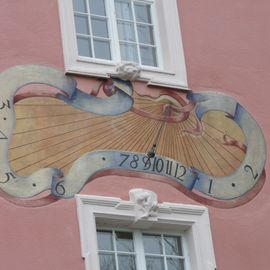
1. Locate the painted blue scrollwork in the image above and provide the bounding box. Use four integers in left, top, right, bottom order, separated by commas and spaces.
0, 65, 266, 207
187, 92, 266, 200
0, 65, 133, 199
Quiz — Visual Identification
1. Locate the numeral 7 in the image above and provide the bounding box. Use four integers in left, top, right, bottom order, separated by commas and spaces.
119, 154, 130, 166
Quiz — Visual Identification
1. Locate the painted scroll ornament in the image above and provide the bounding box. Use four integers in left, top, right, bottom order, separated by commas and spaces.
0, 65, 266, 208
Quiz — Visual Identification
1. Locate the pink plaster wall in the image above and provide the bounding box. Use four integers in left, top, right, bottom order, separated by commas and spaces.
178, 1, 270, 269
0, 0, 269, 269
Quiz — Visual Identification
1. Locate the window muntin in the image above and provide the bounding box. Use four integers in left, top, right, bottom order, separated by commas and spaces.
97, 230, 136, 270
97, 229, 185, 270
115, 0, 158, 67
143, 234, 185, 270
72, 0, 158, 67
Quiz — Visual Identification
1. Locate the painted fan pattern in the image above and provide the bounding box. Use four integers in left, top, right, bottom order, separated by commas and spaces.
9, 93, 245, 178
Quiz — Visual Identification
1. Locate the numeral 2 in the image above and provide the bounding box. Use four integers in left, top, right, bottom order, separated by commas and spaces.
244, 165, 258, 180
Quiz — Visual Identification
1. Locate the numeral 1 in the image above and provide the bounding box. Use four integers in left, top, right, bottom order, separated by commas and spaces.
208, 179, 213, 194
166, 160, 173, 176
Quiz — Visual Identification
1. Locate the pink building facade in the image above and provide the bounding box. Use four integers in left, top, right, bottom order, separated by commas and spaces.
0, 0, 269, 270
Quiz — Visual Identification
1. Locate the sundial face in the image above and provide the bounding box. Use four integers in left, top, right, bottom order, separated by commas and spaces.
9, 93, 244, 177
0, 65, 266, 207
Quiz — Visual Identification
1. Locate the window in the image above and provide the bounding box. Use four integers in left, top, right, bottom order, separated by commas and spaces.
76, 189, 216, 270
96, 229, 186, 270
58, 0, 188, 89
73, 0, 158, 67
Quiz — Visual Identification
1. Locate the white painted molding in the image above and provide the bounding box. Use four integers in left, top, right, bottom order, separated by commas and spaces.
76, 190, 217, 270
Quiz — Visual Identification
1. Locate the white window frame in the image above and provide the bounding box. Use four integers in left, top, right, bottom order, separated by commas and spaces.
76, 189, 217, 270
58, 0, 188, 89
96, 227, 187, 270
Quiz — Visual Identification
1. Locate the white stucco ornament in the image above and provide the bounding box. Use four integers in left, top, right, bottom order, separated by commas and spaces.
115, 62, 141, 81
129, 188, 158, 220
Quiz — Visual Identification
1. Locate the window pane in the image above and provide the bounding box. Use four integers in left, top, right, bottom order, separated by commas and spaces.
116, 231, 134, 252
74, 14, 90, 35
134, 3, 152, 23
99, 253, 116, 270
118, 255, 136, 270
167, 258, 185, 270
137, 24, 154, 45
164, 236, 182, 256
145, 256, 165, 270
77, 36, 92, 57
115, 0, 133, 20
120, 42, 138, 63
140, 46, 157, 67
143, 234, 162, 254
94, 39, 111, 60
97, 230, 114, 250
117, 21, 136, 42
91, 17, 109, 38
73, 0, 87, 13
89, 0, 106, 16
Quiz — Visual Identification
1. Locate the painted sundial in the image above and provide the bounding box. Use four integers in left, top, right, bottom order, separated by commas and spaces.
0, 65, 266, 207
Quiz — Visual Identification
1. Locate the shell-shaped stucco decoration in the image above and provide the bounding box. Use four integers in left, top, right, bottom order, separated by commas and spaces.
115, 62, 141, 81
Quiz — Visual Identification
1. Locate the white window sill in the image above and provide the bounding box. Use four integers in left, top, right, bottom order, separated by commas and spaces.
66, 59, 189, 90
